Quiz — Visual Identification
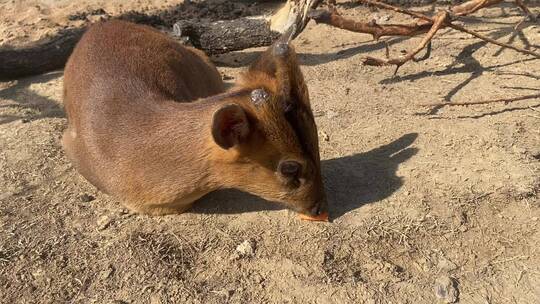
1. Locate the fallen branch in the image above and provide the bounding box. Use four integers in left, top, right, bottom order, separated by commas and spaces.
450, 0, 504, 16
418, 93, 540, 107
0, 18, 282, 80
0, 0, 321, 80
0, 28, 84, 81
173, 18, 280, 55
364, 0, 540, 58
363, 10, 449, 74
308, 0, 540, 71
270, 0, 324, 35
308, 8, 433, 40
1, 0, 538, 80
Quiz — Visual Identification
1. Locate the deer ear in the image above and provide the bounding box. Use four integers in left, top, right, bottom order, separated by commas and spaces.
211, 104, 250, 149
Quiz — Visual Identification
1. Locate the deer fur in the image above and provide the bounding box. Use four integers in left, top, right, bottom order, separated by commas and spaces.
62, 20, 327, 216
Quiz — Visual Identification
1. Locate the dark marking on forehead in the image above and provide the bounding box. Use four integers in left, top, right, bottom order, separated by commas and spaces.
283, 99, 295, 114
283, 93, 317, 160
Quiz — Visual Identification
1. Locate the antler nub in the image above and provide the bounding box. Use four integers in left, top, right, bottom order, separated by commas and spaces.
273, 42, 289, 57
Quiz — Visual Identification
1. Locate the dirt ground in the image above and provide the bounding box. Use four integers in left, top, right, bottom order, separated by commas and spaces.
1, 1, 539, 303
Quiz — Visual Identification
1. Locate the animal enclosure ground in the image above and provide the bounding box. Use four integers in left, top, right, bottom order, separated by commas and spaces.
1, 1, 539, 303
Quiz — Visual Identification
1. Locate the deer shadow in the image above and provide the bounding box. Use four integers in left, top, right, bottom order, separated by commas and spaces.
0, 71, 64, 125
192, 133, 418, 220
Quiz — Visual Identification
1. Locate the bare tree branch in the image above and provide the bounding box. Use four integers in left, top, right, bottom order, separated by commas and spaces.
362, 11, 449, 75
308, 8, 433, 40
308, 0, 540, 71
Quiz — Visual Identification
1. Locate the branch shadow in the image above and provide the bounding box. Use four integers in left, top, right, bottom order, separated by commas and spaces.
213, 12, 538, 95
191, 133, 418, 220
0, 71, 64, 125
427, 103, 540, 119
380, 23, 539, 115
212, 37, 410, 68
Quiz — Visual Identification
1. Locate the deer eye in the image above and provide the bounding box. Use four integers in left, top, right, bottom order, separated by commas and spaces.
278, 160, 301, 178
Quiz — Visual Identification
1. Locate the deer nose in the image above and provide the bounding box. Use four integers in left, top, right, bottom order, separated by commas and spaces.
310, 198, 328, 216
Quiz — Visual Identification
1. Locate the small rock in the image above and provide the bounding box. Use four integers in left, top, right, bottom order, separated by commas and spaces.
31, 268, 45, 279
214, 289, 234, 299
437, 256, 457, 272
0, 191, 14, 200
150, 293, 163, 304
90, 8, 107, 15
100, 264, 115, 280
87, 14, 107, 22
142, 284, 154, 293
326, 110, 338, 119
319, 130, 330, 142
97, 215, 113, 230
434, 276, 459, 303
253, 273, 264, 284
80, 194, 95, 202
235, 239, 256, 258
371, 13, 391, 23
222, 73, 234, 80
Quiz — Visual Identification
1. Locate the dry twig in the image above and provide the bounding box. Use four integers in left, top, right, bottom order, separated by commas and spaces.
450, 0, 504, 16
514, 0, 539, 29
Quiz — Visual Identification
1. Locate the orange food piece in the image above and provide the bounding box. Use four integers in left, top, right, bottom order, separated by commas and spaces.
298, 212, 329, 222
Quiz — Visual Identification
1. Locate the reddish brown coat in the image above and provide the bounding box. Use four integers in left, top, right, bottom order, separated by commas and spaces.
63, 20, 326, 216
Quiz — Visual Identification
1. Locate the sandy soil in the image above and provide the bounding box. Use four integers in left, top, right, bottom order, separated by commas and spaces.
1, 1, 539, 303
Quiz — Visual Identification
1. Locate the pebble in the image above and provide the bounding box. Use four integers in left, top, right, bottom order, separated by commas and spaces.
434, 276, 459, 303
371, 13, 391, 23
222, 74, 234, 80
319, 130, 330, 142
150, 294, 164, 304
100, 264, 115, 280
80, 194, 95, 202
437, 256, 457, 272
252, 273, 264, 284
234, 239, 256, 258
326, 110, 338, 119
97, 215, 113, 231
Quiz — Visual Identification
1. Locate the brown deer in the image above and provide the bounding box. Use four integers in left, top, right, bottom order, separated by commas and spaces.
62, 20, 327, 218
